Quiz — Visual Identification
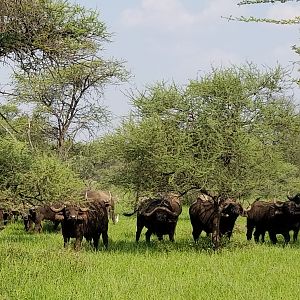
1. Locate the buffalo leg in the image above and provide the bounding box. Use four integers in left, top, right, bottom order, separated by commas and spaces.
110, 209, 116, 225
27, 219, 34, 232
282, 232, 290, 245
74, 236, 83, 251
192, 227, 202, 243
23, 219, 30, 231
169, 231, 175, 242
293, 228, 299, 242
246, 219, 255, 241
93, 234, 100, 250
135, 218, 143, 242
253, 231, 259, 243
102, 231, 108, 249
64, 237, 70, 248
145, 230, 152, 243
253, 226, 266, 243
34, 221, 42, 233
269, 231, 278, 244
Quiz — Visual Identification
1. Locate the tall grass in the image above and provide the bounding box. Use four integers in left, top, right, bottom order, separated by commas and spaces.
0, 207, 300, 300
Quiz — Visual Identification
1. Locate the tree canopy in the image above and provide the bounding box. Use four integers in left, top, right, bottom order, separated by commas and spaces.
94, 64, 300, 200
0, 0, 128, 204
0, 0, 129, 158
0, 0, 109, 68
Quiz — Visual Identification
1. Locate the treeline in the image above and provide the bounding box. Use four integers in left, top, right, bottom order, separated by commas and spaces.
0, 0, 300, 209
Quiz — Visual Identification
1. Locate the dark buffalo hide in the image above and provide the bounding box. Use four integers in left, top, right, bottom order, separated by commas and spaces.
124, 193, 182, 243
245, 200, 300, 244
51, 199, 109, 250
28, 203, 62, 233
189, 196, 245, 242
84, 190, 118, 224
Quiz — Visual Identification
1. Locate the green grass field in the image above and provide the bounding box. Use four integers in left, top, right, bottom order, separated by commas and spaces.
1, 207, 300, 300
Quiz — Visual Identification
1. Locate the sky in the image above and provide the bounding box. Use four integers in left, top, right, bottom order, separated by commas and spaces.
2, 0, 300, 135
74, 0, 300, 129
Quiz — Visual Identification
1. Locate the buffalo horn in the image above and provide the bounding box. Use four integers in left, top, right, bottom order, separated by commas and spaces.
143, 206, 180, 217
274, 201, 284, 207
79, 207, 89, 212
50, 206, 65, 213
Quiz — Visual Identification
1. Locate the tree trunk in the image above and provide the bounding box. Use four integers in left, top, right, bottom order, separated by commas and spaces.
58, 136, 65, 159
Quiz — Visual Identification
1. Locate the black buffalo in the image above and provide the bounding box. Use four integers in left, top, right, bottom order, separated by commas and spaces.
245, 200, 299, 244
22, 211, 34, 232
189, 195, 245, 242
51, 199, 109, 250
84, 190, 118, 224
124, 193, 182, 243
0, 208, 13, 228
285, 194, 300, 240
27, 203, 62, 233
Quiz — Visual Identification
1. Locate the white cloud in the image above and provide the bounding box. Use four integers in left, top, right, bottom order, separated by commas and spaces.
121, 0, 246, 32
121, 0, 195, 30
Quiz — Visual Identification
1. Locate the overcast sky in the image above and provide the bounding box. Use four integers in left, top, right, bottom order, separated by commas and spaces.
2, 1, 300, 134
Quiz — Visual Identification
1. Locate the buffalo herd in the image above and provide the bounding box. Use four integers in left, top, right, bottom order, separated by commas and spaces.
1, 191, 300, 250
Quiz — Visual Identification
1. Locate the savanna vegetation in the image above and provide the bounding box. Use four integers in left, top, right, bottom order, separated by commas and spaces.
0, 0, 300, 298
1, 210, 300, 300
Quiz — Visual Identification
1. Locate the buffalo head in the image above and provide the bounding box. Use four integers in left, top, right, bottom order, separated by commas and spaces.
221, 199, 245, 217
50, 204, 89, 222
274, 200, 300, 216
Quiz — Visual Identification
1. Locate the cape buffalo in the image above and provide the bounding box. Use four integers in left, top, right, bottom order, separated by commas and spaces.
22, 211, 34, 232
189, 196, 245, 242
284, 194, 300, 240
28, 203, 62, 233
245, 200, 299, 244
124, 193, 182, 243
0, 208, 12, 227
84, 190, 118, 224
51, 199, 109, 250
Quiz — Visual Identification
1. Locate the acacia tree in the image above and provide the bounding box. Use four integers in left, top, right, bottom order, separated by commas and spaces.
0, 0, 109, 69
12, 59, 128, 158
0, 0, 128, 158
97, 64, 300, 248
